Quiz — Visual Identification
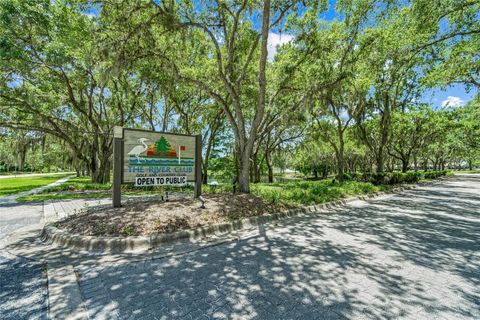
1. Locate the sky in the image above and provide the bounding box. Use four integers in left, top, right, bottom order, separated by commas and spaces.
422, 86, 475, 109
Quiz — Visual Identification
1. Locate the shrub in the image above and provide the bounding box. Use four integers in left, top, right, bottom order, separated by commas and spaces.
350, 170, 448, 185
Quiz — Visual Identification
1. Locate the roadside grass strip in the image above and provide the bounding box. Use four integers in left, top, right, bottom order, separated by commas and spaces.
0, 174, 72, 196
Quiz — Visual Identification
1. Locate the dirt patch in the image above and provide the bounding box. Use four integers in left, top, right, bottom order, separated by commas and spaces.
56, 193, 297, 237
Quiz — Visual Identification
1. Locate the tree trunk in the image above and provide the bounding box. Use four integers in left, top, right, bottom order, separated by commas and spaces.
18, 152, 26, 172
251, 152, 260, 183
386, 159, 391, 172
401, 158, 408, 173
202, 161, 208, 184
90, 150, 111, 184
201, 115, 222, 185
254, 157, 261, 183
336, 135, 345, 181
238, 153, 250, 193
376, 152, 384, 173
337, 154, 345, 181
250, 163, 254, 183
235, 0, 270, 192
18, 144, 27, 171
265, 150, 273, 183
72, 153, 81, 177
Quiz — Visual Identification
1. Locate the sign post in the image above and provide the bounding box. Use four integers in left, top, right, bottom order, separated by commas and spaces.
195, 134, 202, 198
112, 126, 123, 208
112, 127, 202, 207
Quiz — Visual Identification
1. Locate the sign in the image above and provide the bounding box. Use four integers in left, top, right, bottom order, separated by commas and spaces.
134, 175, 187, 187
122, 129, 196, 184
112, 127, 202, 207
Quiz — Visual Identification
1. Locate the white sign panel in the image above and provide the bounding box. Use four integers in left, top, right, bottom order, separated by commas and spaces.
134, 175, 188, 187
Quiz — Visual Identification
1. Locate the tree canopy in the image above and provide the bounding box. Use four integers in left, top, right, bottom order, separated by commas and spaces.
1, 0, 478, 186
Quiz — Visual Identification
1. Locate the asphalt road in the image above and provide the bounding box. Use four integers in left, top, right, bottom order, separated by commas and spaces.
73, 174, 480, 320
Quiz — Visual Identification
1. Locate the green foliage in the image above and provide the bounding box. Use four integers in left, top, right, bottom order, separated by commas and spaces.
1, 0, 478, 192
251, 180, 382, 206
120, 225, 137, 237
348, 170, 449, 185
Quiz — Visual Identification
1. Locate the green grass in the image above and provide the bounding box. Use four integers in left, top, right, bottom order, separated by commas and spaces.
20, 171, 453, 205
0, 174, 72, 196
17, 178, 386, 205
40, 176, 111, 193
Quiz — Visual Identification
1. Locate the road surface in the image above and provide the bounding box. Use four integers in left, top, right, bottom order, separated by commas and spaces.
0, 202, 48, 319
73, 174, 480, 319
1, 174, 479, 319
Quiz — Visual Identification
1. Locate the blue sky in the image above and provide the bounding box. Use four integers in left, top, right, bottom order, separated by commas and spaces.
422, 85, 475, 109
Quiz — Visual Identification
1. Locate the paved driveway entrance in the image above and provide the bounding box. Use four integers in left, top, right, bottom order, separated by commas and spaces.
72, 175, 479, 320
0, 202, 48, 319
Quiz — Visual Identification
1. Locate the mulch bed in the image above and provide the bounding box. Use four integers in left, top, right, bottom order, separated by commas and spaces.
55, 193, 297, 237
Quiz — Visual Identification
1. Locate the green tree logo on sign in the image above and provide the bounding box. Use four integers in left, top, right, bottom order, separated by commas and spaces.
155, 136, 171, 154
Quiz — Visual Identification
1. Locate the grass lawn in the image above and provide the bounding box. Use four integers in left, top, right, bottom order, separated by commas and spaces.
17, 177, 389, 205
0, 174, 73, 196
18, 170, 451, 204
39, 176, 111, 193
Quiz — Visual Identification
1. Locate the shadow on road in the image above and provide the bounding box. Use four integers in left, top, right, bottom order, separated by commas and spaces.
4, 175, 480, 319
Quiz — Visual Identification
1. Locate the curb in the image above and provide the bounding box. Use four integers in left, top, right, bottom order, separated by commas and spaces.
41, 178, 448, 253
47, 264, 89, 320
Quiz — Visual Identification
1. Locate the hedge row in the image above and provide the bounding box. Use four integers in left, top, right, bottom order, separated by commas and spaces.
344, 170, 450, 185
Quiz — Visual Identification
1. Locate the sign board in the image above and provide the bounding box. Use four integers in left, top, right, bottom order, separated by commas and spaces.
123, 128, 196, 184
134, 175, 187, 187
112, 127, 201, 207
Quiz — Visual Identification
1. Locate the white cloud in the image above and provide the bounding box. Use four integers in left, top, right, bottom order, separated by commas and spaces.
268, 32, 294, 61
383, 59, 392, 71
82, 12, 96, 19
441, 96, 464, 108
